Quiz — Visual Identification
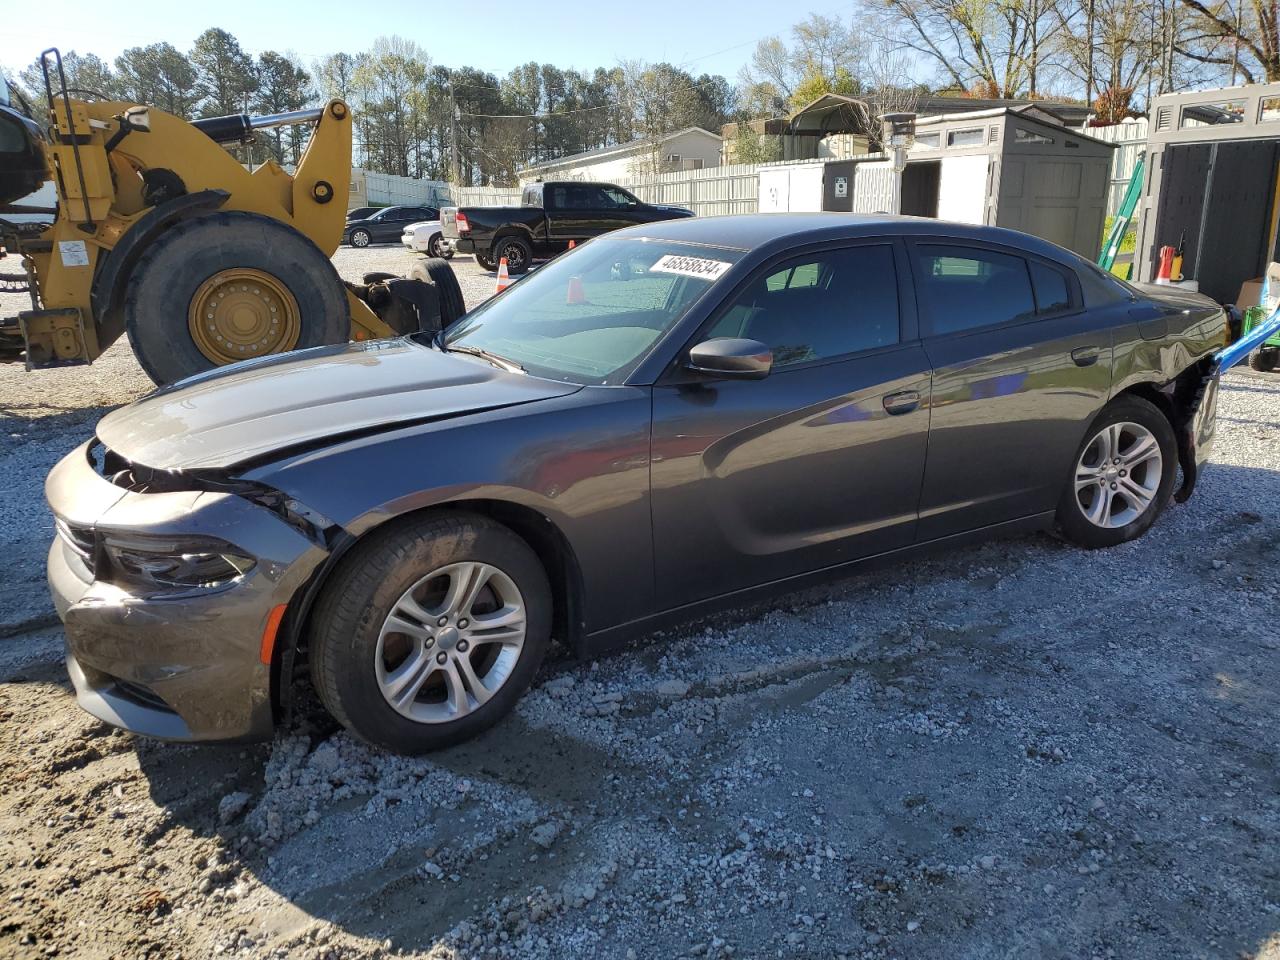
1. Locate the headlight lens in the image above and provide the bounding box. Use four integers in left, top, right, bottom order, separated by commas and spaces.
102, 533, 256, 590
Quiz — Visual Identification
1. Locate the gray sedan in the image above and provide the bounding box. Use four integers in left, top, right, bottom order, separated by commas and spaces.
46, 214, 1225, 754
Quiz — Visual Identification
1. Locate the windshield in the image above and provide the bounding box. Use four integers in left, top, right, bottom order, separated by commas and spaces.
443, 237, 743, 384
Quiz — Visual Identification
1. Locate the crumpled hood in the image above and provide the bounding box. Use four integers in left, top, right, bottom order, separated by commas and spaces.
96, 339, 580, 471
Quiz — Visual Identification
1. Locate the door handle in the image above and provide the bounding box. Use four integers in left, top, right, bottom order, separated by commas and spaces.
883, 390, 921, 415
1071, 346, 1100, 367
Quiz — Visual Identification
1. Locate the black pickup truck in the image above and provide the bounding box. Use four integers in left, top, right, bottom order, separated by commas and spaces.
441, 181, 693, 273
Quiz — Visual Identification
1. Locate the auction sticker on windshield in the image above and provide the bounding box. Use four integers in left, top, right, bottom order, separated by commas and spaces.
650, 254, 733, 281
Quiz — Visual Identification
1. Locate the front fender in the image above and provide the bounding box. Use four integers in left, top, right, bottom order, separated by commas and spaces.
238, 386, 656, 634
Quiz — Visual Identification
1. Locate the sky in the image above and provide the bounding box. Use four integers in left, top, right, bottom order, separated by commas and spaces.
0, 0, 857, 81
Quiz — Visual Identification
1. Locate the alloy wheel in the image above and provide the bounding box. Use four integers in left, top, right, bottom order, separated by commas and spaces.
374, 562, 526, 723
352, 231, 370, 248
1074, 421, 1162, 528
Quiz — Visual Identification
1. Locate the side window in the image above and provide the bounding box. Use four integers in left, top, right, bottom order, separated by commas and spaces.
705, 245, 900, 368
914, 244, 1036, 336
1030, 261, 1072, 313
564, 185, 596, 209
603, 187, 636, 207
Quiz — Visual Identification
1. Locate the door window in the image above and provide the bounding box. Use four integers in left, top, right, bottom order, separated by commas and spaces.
705, 246, 900, 368
602, 186, 637, 208
913, 244, 1036, 335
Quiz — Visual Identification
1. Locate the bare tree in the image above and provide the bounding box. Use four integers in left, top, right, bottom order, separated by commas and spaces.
1176, 0, 1279, 82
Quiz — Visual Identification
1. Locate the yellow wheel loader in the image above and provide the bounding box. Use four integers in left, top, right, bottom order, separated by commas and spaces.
0, 49, 463, 385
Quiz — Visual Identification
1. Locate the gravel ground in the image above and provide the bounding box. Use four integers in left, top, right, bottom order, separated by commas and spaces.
1, 245, 1278, 960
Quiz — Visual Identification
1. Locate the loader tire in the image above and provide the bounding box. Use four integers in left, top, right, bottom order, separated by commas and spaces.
409, 258, 467, 328
124, 211, 350, 386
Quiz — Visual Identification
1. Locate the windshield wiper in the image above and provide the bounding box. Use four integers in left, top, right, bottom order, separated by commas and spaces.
441, 341, 526, 374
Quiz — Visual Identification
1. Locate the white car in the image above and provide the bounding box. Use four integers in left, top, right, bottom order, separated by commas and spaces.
400, 220, 453, 259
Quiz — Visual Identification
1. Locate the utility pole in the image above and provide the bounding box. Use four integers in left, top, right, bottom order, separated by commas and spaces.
450, 85, 461, 186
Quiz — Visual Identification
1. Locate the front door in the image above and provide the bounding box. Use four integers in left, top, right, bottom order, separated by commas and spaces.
651, 241, 932, 608
908, 240, 1115, 540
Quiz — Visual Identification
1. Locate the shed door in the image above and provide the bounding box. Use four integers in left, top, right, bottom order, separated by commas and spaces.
788, 165, 825, 212
938, 155, 989, 223
758, 167, 790, 213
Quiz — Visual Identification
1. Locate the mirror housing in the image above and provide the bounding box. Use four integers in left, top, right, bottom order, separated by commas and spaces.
687, 338, 773, 380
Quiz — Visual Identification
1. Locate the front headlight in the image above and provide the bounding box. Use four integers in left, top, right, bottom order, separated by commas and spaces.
102, 533, 256, 590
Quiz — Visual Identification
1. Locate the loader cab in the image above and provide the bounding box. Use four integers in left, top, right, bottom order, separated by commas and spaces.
0, 82, 49, 206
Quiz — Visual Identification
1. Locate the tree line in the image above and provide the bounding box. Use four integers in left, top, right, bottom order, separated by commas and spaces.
4, 3, 1274, 186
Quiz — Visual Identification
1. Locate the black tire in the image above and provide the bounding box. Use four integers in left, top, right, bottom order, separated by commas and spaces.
1248, 347, 1277, 372
493, 235, 533, 274
408, 258, 466, 327
308, 513, 552, 755
427, 233, 444, 258
350, 229, 371, 248
1055, 396, 1178, 549
124, 211, 350, 386
475, 254, 497, 272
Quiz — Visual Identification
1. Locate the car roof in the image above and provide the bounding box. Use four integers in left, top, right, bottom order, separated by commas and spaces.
613, 212, 1079, 266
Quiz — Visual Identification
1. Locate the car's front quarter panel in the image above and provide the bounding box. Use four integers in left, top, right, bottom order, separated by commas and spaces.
46, 441, 327, 741
240, 386, 656, 634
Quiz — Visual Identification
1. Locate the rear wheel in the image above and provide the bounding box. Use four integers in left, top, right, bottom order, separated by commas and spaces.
427, 233, 444, 258
493, 235, 533, 274
475, 253, 497, 272
124, 211, 349, 385
1055, 396, 1177, 549
350, 229, 371, 248
1248, 347, 1277, 372
309, 514, 552, 754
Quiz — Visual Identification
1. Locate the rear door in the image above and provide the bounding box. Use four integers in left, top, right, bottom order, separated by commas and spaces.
650, 241, 932, 607
908, 240, 1114, 540
546, 184, 632, 241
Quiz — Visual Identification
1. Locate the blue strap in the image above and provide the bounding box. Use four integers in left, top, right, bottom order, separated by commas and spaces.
1216, 301, 1280, 372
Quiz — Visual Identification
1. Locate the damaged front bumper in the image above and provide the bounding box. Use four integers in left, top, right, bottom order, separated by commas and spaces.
45, 440, 328, 742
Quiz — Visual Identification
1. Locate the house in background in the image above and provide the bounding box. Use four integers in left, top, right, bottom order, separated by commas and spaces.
518, 127, 723, 182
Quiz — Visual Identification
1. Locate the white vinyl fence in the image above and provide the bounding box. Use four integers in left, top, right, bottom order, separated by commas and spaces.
451, 185, 523, 206
612, 163, 760, 217
1092, 119, 1148, 217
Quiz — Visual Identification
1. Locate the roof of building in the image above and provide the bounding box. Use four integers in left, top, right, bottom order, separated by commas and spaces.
785, 93, 1092, 137
519, 126, 722, 174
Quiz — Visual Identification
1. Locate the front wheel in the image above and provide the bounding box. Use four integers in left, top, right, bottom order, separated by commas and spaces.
1055, 396, 1177, 549
308, 514, 551, 755
475, 254, 497, 272
124, 211, 350, 385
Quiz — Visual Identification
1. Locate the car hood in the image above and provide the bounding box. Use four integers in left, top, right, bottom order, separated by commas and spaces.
95, 339, 581, 471
651, 204, 694, 217
404, 220, 442, 233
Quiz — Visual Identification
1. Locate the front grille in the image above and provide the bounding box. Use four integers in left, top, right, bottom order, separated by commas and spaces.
114, 679, 175, 714
54, 516, 94, 562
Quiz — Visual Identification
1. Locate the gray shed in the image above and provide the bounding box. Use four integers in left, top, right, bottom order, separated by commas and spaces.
843, 106, 1115, 259
1132, 83, 1280, 305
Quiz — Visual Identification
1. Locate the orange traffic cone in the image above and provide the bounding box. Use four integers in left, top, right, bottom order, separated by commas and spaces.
495, 257, 511, 294
566, 276, 586, 305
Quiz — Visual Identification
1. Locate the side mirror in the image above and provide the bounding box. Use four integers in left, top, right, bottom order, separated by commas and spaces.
687, 338, 772, 380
